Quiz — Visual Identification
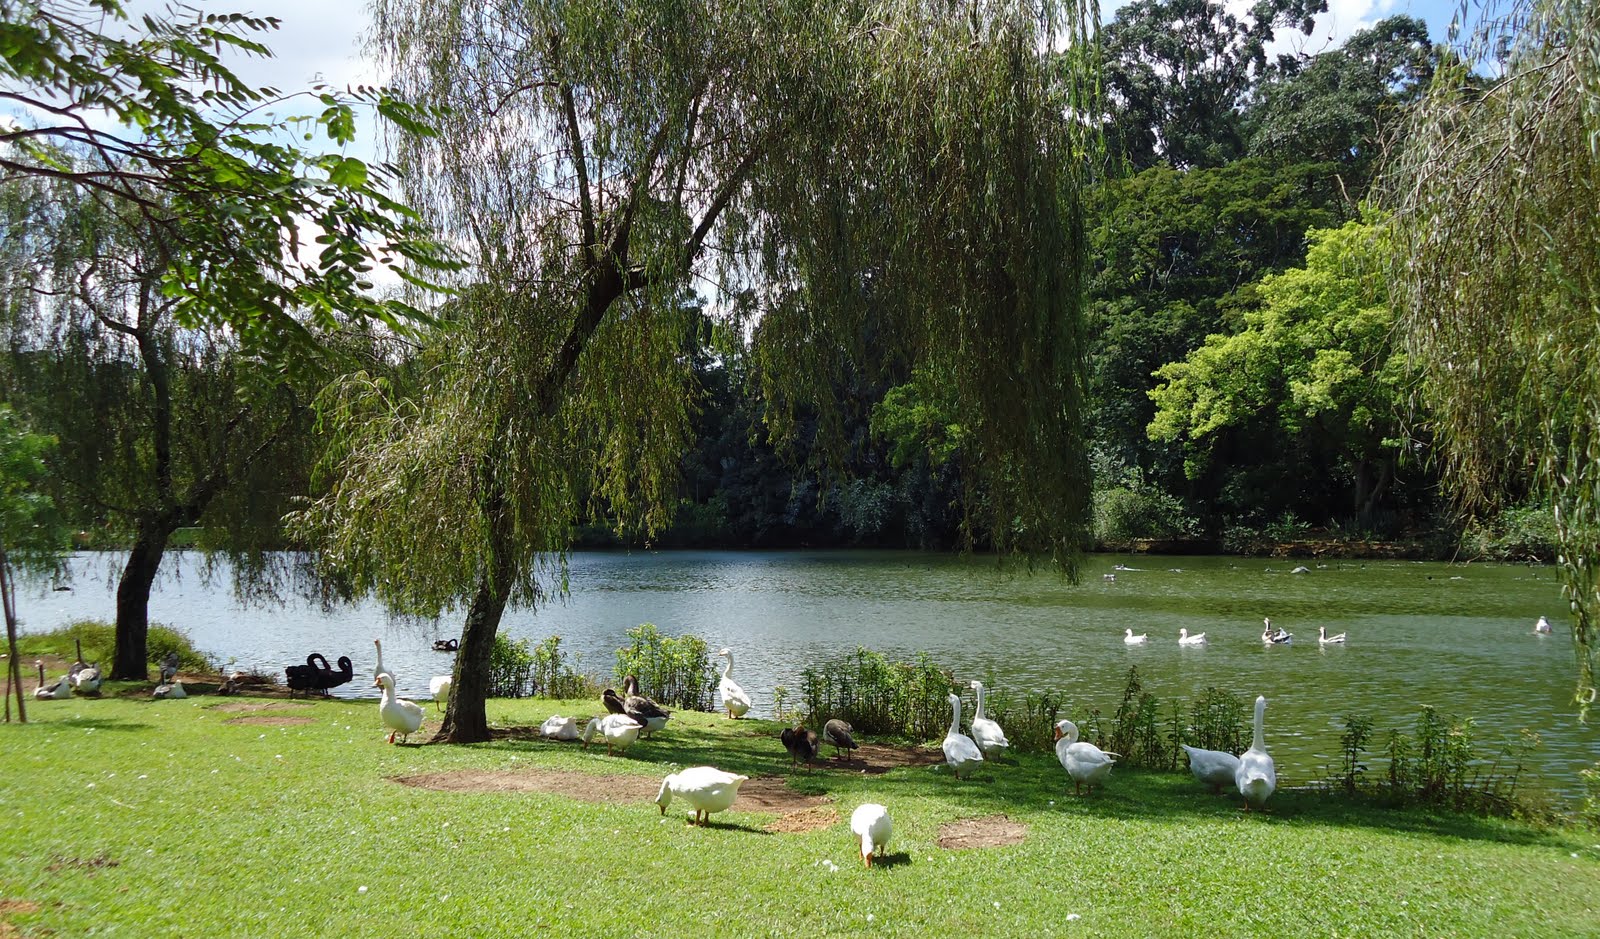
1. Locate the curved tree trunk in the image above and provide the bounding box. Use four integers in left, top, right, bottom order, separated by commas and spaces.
111, 527, 170, 680
435, 485, 516, 744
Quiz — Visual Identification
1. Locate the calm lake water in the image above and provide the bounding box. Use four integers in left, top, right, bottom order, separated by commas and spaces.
19, 550, 1599, 796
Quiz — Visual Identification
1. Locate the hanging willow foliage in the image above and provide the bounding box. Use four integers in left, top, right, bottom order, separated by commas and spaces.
1382, 0, 1600, 713
298, 0, 1100, 741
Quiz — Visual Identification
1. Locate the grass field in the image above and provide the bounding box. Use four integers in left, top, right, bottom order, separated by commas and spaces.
1, 684, 1597, 937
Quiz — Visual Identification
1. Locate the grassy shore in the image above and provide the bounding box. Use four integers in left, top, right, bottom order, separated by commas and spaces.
1, 690, 1597, 938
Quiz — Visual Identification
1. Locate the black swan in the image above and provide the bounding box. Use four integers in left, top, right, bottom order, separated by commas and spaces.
285, 653, 354, 697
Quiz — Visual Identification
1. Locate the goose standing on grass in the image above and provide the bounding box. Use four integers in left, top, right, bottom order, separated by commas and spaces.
1180, 744, 1240, 793
655, 766, 748, 826
850, 803, 892, 868
623, 674, 672, 737
1261, 618, 1292, 644
152, 678, 186, 699
941, 692, 983, 779
429, 675, 452, 712
1235, 695, 1277, 811
158, 650, 180, 684
540, 715, 581, 740
374, 672, 424, 744
1318, 626, 1347, 645
968, 681, 1010, 759
715, 648, 752, 719
824, 719, 859, 759
34, 661, 70, 699
1178, 628, 1207, 646
1534, 615, 1553, 634
1054, 719, 1118, 795
1123, 628, 1148, 645
582, 713, 643, 755
780, 725, 820, 768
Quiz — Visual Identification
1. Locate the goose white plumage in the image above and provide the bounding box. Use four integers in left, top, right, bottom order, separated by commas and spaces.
1054, 719, 1118, 795
1178, 628, 1207, 646
1318, 626, 1347, 645
1123, 628, 1148, 645
715, 647, 752, 719
941, 692, 983, 779
374, 672, 424, 744
582, 713, 642, 755
429, 675, 452, 711
540, 715, 580, 740
1534, 615, 1552, 634
1261, 618, 1293, 644
850, 803, 893, 868
1235, 695, 1277, 810
152, 679, 186, 699
71, 663, 102, 694
33, 661, 70, 699
1180, 744, 1240, 793
968, 681, 1010, 758
655, 766, 748, 825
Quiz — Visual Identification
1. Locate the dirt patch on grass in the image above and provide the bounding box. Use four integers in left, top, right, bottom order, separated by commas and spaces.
0, 901, 39, 915
937, 815, 1027, 850
817, 742, 944, 775
391, 768, 829, 817
209, 701, 313, 714
224, 715, 315, 726
765, 805, 839, 834
46, 852, 118, 875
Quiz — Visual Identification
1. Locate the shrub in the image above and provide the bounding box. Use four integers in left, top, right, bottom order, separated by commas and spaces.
488, 635, 535, 698
1186, 686, 1247, 754
530, 635, 600, 700
976, 682, 1060, 753
21, 620, 210, 672
614, 623, 716, 712
1582, 763, 1600, 831
1460, 502, 1559, 561
800, 646, 957, 742
1106, 667, 1171, 770
1338, 715, 1374, 793
1325, 706, 1536, 816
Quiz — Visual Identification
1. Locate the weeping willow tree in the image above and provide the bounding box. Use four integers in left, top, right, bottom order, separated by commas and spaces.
1383, 0, 1600, 712
297, 0, 1100, 742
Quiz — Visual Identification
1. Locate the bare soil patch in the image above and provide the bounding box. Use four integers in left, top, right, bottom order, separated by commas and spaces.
0, 902, 39, 916
817, 742, 944, 775
224, 715, 315, 726
937, 814, 1027, 850
392, 769, 829, 817
765, 805, 839, 834
209, 701, 313, 714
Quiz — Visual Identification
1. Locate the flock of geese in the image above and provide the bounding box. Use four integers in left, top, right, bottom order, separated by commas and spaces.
1123, 618, 1346, 646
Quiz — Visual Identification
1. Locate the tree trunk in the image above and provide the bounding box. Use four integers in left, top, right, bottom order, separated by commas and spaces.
1, 549, 25, 723
435, 487, 516, 744
110, 526, 170, 680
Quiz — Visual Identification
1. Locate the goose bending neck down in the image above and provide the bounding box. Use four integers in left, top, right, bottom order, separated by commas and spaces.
1236, 695, 1277, 811
941, 692, 983, 779
655, 766, 747, 826
850, 803, 892, 868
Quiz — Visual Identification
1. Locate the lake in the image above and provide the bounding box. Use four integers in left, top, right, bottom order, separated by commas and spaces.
18, 549, 1598, 797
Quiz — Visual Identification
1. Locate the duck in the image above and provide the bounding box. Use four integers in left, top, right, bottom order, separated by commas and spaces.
1054, 719, 1118, 795
654, 766, 748, 826
432, 638, 459, 652
540, 715, 580, 740
429, 675, 452, 712
1178, 628, 1207, 646
1180, 744, 1240, 793
1235, 695, 1277, 811
824, 718, 859, 759
850, 803, 892, 868
374, 672, 425, 744
941, 692, 983, 779
582, 713, 643, 756
1534, 615, 1553, 634
601, 688, 627, 715
968, 681, 1010, 759
152, 679, 186, 699
715, 647, 752, 719
1261, 618, 1292, 644
33, 661, 70, 699
1123, 628, 1148, 645
1318, 626, 1347, 645
622, 675, 671, 737
158, 650, 180, 684
780, 725, 820, 768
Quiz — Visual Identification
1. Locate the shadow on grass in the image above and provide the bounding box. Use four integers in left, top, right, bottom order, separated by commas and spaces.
58, 716, 153, 732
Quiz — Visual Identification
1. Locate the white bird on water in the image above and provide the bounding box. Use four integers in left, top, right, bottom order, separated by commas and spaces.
1123, 628, 1148, 645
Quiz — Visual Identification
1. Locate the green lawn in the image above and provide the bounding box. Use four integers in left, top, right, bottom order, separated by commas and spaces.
1, 690, 1596, 937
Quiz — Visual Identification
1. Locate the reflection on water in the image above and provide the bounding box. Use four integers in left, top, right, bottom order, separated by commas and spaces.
20, 550, 1597, 796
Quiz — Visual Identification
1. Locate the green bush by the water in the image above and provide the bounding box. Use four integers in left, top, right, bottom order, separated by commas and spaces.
800, 646, 955, 742
613, 622, 715, 711
487, 634, 535, 698
530, 635, 601, 700
19, 619, 210, 672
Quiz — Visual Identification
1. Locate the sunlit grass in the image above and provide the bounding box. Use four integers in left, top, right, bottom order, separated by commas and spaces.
1, 693, 1596, 937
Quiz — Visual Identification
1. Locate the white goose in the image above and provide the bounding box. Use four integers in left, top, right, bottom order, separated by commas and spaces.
1235, 695, 1277, 811
1178, 628, 1207, 646
582, 713, 643, 755
429, 675, 452, 711
1054, 719, 1118, 795
1180, 744, 1240, 793
850, 803, 893, 868
152, 679, 186, 699
1123, 628, 1148, 645
654, 766, 748, 826
374, 672, 424, 744
941, 692, 983, 779
1318, 626, 1347, 645
968, 681, 1010, 759
1534, 615, 1553, 634
71, 662, 102, 694
715, 647, 752, 719
1261, 618, 1292, 644
540, 715, 580, 740
33, 661, 70, 699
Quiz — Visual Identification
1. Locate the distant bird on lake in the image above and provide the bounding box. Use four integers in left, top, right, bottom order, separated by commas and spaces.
824, 718, 859, 759
1535, 615, 1553, 634
432, 638, 459, 652
1124, 628, 1148, 645
1261, 618, 1292, 644
1318, 626, 1347, 645
1178, 628, 1207, 646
